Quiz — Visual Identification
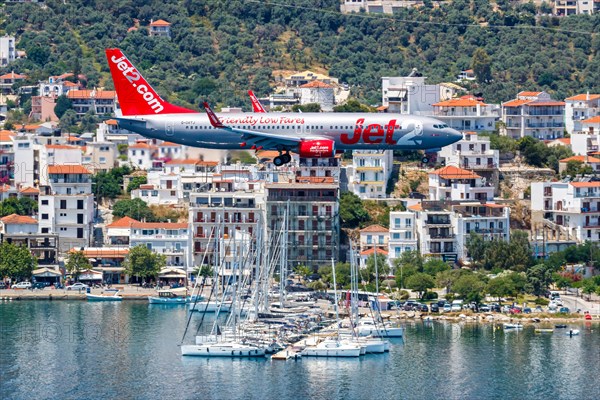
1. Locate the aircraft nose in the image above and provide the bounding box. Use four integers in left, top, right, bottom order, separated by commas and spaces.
448, 129, 463, 143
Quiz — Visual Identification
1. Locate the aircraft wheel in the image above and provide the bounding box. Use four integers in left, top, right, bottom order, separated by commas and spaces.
422, 157, 429, 164
273, 156, 285, 167
282, 153, 292, 164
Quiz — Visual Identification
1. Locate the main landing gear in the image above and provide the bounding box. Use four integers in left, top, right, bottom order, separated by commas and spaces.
273, 152, 292, 167
421, 156, 429, 164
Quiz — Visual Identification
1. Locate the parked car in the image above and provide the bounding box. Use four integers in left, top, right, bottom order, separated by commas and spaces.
443, 303, 452, 313
430, 303, 440, 313
523, 307, 532, 314
66, 282, 89, 291
509, 307, 522, 314
451, 300, 463, 312
419, 304, 429, 313
32, 282, 46, 290
479, 304, 491, 313
490, 303, 501, 313
11, 282, 31, 289
0, 282, 7, 290
559, 307, 570, 313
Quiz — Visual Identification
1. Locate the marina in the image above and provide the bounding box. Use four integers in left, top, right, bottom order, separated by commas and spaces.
1, 301, 599, 400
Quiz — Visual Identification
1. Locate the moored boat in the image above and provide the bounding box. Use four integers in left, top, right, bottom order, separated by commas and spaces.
86, 292, 123, 302
181, 342, 266, 357
503, 323, 523, 330
148, 289, 188, 304
534, 328, 554, 334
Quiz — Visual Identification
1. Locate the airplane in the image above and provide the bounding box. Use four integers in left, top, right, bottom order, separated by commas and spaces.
106, 48, 463, 166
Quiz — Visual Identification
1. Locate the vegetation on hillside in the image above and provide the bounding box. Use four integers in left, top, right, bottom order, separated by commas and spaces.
1, 0, 598, 114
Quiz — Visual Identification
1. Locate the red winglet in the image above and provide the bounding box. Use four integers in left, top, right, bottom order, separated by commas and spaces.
202, 102, 225, 128
248, 90, 266, 113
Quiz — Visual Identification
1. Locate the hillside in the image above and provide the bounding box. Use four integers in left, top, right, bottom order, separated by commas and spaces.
1, 0, 599, 112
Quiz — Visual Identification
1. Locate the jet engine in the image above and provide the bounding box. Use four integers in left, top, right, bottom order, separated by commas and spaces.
298, 139, 335, 158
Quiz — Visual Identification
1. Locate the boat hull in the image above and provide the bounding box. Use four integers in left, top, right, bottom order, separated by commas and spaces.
86, 294, 122, 302
148, 296, 187, 304
181, 343, 266, 357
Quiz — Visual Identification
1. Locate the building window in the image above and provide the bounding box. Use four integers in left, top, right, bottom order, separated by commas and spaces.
42, 214, 48, 220
60, 200, 67, 209
77, 199, 84, 209
41, 200, 48, 205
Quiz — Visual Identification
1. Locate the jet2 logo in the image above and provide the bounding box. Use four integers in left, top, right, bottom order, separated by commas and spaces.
341, 119, 398, 145
110, 55, 164, 113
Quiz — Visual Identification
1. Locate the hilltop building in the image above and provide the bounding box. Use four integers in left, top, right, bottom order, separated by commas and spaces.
431, 95, 498, 132
428, 165, 494, 202
0, 36, 17, 67
501, 91, 565, 140
553, 0, 599, 15
567, 116, 600, 155
148, 19, 171, 38
66, 89, 116, 116
341, 1, 447, 14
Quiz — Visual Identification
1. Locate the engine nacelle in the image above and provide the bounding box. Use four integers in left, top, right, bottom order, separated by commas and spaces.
298, 139, 335, 158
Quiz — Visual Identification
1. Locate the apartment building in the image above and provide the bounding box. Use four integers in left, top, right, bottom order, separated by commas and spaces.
38, 144, 83, 186
0, 36, 17, 67
428, 165, 494, 202
501, 91, 565, 140
568, 116, 600, 155
82, 141, 117, 173
347, 150, 393, 199
66, 89, 116, 116
0, 214, 59, 270
388, 211, 418, 261
131, 171, 183, 205
564, 93, 600, 135
431, 95, 498, 132
11, 134, 35, 188
266, 183, 339, 270
0, 72, 26, 94
554, 0, 599, 15
128, 141, 158, 170
38, 165, 95, 253
341, 1, 446, 14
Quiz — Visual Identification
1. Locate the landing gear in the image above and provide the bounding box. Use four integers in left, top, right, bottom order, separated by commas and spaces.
421, 157, 429, 164
273, 152, 292, 167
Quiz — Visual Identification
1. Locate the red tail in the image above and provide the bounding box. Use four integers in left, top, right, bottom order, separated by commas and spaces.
105, 48, 196, 116
202, 102, 225, 128
248, 90, 266, 113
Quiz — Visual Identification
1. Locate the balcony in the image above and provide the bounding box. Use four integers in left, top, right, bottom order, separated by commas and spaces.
526, 122, 564, 128
426, 218, 451, 225
429, 233, 455, 240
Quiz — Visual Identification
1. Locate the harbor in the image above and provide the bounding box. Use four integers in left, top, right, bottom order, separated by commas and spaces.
1, 300, 599, 400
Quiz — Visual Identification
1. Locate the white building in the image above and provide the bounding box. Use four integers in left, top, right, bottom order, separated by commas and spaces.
38, 165, 95, 252
431, 95, 498, 132
299, 81, 335, 111
501, 91, 565, 140
96, 119, 143, 144
128, 141, 158, 170
66, 89, 116, 116
341, 1, 446, 14
347, 150, 393, 199
381, 73, 440, 115
105, 216, 138, 246
554, 0, 599, 15
129, 221, 192, 273
11, 134, 35, 188
83, 141, 117, 173
531, 180, 600, 243
131, 171, 183, 205
564, 93, 600, 135
438, 132, 499, 170
570, 116, 600, 155
0, 36, 17, 67
388, 211, 418, 261
157, 141, 183, 160
38, 144, 83, 186
428, 165, 494, 202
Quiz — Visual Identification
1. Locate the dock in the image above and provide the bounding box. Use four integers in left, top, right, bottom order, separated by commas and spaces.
271, 347, 301, 360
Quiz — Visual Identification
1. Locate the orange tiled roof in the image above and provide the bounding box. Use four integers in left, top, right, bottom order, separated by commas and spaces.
0, 213, 37, 224
24, 124, 42, 131
0, 130, 15, 142
129, 142, 156, 149
433, 96, 486, 107
138, 184, 155, 190
503, 99, 531, 107
67, 136, 82, 142
299, 81, 333, 89
296, 176, 335, 184
130, 221, 188, 229
45, 144, 79, 150
149, 19, 171, 26
47, 165, 91, 174
570, 182, 600, 188
518, 91, 542, 97
528, 101, 565, 107
159, 141, 179, 147
565, 94, 600, 101
408, 203, 423, 211
554, 138, 571, 145
560, 155, 600, 163
18, 186, 40, 194
360, 224, 388, 233
67, 89, 116, 100
483, 203, 506, 209
0, 72, 26, 80
360, 247, 389, 256
165, 158, 199, 165
106, 216, 139, 228
582, 116, 600, 124
430, 165, 481, 179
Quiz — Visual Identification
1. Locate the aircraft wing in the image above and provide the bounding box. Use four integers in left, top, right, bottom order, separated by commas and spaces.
202, 102, 325, 149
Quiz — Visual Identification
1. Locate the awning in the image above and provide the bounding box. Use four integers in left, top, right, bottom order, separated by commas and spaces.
159, 268, 186, 278
32, 267, 62, 277
97, 267, 125, 272
79, 270, 103, 280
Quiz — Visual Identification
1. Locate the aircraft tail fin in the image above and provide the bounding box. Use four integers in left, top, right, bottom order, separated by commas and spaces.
105, 48, 196, 116
248, 90, 266, 113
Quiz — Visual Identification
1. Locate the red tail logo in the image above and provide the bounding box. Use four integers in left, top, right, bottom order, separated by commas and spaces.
202, 102, 225, 128
248, 90, 266, 113
105, 48, 196, 116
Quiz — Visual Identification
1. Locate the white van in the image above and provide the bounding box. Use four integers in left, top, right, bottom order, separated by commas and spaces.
550, 291, 561, 301
451, 299, 463, 312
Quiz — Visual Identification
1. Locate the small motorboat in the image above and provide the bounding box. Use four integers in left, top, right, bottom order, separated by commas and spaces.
148, 289, 188, 304
566, 329, 580, 336
503, 323, 523, 330
86, 291, 123, 302
555, 324, 567, 329
534, 328, 554, 334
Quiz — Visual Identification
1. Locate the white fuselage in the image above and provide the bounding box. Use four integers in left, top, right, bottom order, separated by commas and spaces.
117, 112, 463, 151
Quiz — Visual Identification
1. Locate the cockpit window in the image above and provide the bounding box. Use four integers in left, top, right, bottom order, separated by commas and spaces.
433, 124, 449, 129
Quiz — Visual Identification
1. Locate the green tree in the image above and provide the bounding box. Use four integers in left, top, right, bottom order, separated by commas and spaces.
436, 269, 462, 295
333, 99, 373, 113
526, 264, 553, 297
112, 198, 155, 221
127, 176, 148, 193
453, 273, 486, 303
124, 245, 166, 281
365, 254, 389, 284
93, 171, 122, 201
423, 259, 450, 276
59, 109, 79, 132
471, 48, 492, 83
581, 278, 597, 300
54, 95, 73, 119
406, 272, 435, 299
0, 242, 36, 281
339, 192, 369, 228
65, 250, 91, 281
292, 103, 321, 112
486, 276, 516, 301
466, 232, 486, 266
0, 197, 38, 217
